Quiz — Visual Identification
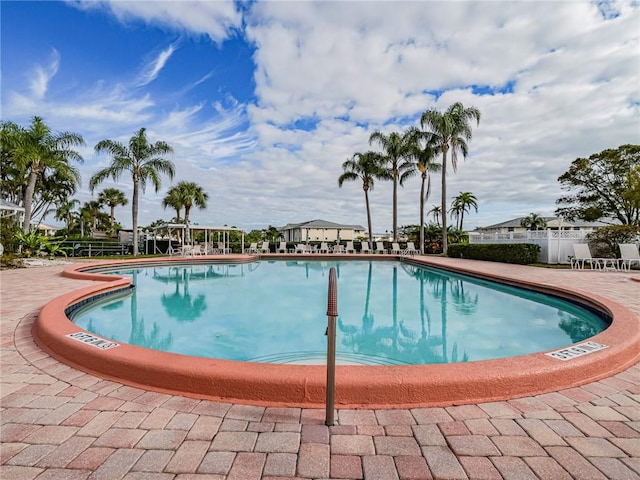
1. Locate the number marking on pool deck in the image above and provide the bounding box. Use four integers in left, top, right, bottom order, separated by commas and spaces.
546, 341, 609, 361
67, 332, 120, 350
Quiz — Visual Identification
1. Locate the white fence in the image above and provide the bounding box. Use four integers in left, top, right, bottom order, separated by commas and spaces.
469, 230, 589, 264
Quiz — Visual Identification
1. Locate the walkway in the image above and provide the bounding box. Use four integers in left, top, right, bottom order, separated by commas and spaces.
1, 258, 639, 479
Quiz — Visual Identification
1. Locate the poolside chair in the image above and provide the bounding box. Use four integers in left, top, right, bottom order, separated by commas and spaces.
276, 241, 288, 253
260, 241, 270, 254
375, 242, 387, 254
571, 244, 616, 270
360, 241, 372, 253
345, 241, 355, 253
319, 242, 330, 253
390, 243, 402, 255
218, 242, 231, 254
332, 244, 345, 254
294, 244, 308, 254
403, 242, 419, 255
244, 242, 258, 254
619, 243, 640, 271
181, 245, 194, 256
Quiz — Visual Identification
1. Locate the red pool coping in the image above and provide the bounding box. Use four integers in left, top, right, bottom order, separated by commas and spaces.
33, 255, 640, 408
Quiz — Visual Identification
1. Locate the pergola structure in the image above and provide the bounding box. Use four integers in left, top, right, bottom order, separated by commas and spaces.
151, 223, 245, 255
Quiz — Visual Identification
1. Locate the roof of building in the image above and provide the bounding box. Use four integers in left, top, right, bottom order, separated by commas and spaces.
477, 216, 616, 230
281, 219, 365, 230
0, 199, 25, 213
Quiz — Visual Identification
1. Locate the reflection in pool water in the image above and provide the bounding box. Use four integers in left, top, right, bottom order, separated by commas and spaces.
71, 260, 608, 365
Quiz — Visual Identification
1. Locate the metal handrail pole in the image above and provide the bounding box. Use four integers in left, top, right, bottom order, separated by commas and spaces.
325, 267, 338, 426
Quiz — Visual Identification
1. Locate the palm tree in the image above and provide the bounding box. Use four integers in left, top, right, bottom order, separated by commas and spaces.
90, 128, 174, 255
54, 198, 80, 231
450, 192, 478, 231
80, 200, 104, 232
6, 116, 84, 232
369, 128, 415, 242
173, 181, 208, 227
420, 102, 481, 254
338, 151, 384, 246
404, 129, 441, 253
521, 213, 547, 231
162, 186, 184, 223
428, 205, 442, 226
98, 188, 128, 231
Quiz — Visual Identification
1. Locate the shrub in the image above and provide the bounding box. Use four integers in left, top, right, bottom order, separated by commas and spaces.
448, 243, 540, 264
586, 225, 640, 258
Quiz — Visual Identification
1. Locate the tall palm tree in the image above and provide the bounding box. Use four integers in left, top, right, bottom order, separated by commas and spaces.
173, 181, 208, 227
521, 213, 547, 230
90, 128, 174, 255
421, 102, 481, 254
98, 188, 128, 231
428, 205, 442, 226
368, 128, 415, 242
6, 116, 84, 232
450, 191, 478, 231
54, 198, 80, 231
404, 129, 441, 253
338, 151, 384, 246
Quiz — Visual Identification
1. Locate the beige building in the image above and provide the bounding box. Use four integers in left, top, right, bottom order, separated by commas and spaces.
475, 216, 613, 234
281, 219, 365, 243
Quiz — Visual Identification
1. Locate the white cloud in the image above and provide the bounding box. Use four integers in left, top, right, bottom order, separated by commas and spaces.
137, 41, 180, 87
29, 48, 60, 100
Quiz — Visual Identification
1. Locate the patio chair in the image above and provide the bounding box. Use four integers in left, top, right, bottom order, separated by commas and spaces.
360, 241, 372, 253
403, 242, 419, 255
332, 244, 345, 254
217, 242, 231, 254
345, 241, 355, 253
319, 242, 330, 253
619, 243, 640, 271
390, 243, 402, 254
294, 244, 308, 254
276, 241, 288, 253
375, 242, 387, 254
260, 241, 270, 253
571, 244, 616, 270
244, 242, 258, 254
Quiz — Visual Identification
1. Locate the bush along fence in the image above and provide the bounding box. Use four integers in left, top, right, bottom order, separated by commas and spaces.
448, 243, 541, 265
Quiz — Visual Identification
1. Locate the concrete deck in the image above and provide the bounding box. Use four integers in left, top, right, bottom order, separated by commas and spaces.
1, 258, 639, 479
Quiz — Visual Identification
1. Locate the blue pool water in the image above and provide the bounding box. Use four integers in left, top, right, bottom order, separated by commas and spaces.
70, 260, 609, 365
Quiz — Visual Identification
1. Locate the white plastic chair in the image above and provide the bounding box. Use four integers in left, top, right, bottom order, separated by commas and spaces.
390, 243, 402, 254
345, 241, 355, 253
375, 242, 387, 254
260, 241, 270, 253
244, 242, 258, 254
360, 242, 372, 253
403, 242, 419, 255
571, 244, 617, 270
276, 241, 288, 253
619, 243, 640, 271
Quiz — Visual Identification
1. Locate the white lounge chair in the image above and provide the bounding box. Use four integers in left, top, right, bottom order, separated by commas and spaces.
571, 244, 617, 270
244, 242, 258, 254
319, 242, 330, 253
619, 243, 640, 271
294, 244, 308, 254
360, 242, 372, 253
260, 241, 270, 253
345, 241, 355, 253
375, 242, 387, 254
403, 242, 419, 255
390, 243, 402, 254
276, 241, 288, 253
332, 244, 345, 254
217, 242, 231, 254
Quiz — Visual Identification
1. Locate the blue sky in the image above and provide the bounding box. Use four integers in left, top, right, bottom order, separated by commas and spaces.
2, 0, 639, 232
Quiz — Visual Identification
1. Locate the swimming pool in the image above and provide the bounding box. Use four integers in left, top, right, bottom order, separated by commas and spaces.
69, 260, 608, 366
33, 255, 640, 407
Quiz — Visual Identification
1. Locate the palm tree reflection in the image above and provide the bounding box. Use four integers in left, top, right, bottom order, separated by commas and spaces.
160, 268, 207, 322
337, 262, 468, 364
130, 270, 173, 349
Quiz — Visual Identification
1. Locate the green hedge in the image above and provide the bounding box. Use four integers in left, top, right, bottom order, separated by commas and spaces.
447, 243, 540, 264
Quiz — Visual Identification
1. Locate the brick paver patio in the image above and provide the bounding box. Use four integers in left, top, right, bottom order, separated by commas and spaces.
1, 258, 639, 479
